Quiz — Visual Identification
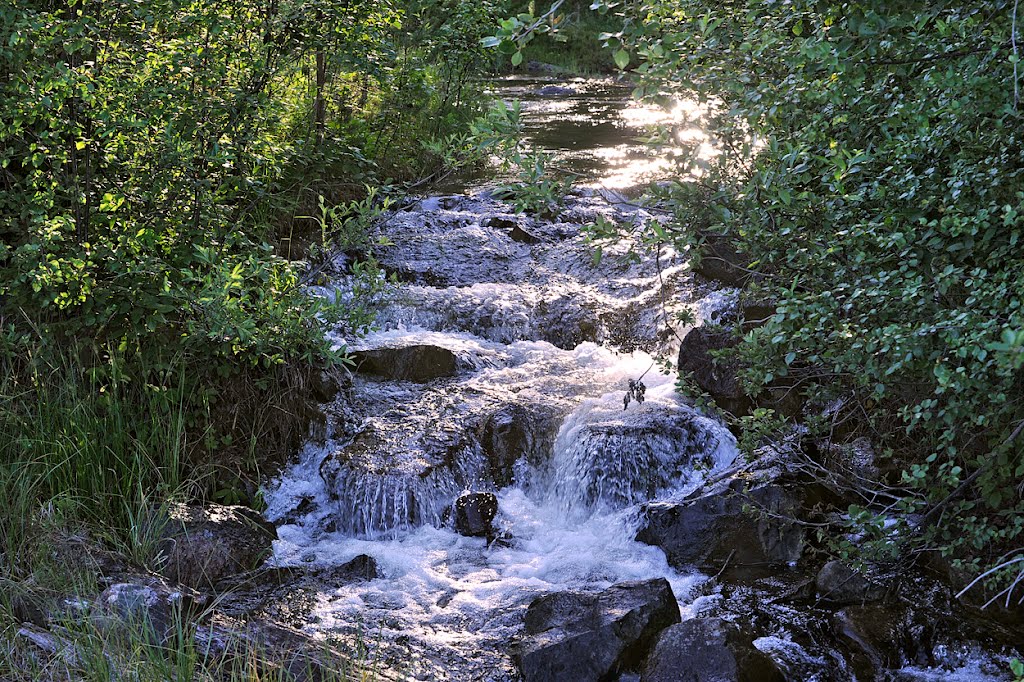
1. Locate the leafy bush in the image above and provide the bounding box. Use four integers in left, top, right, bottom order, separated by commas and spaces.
610, 1, 1024, 571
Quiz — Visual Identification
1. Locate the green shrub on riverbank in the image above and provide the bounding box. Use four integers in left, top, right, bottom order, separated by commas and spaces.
488, 1, 1024, 585
617, 1, 1024, 577
0, 0, 501, 600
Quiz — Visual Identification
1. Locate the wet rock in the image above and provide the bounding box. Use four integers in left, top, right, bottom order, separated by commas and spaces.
834, 603, 936, 679
93, 580, 204, 643
677, 327, 750, 415
536, 84, 576, 96
636, 484, 804, 578
454, 492, 499, 538
694, 233, 752, 287
350, 344, 458, 383
512, 578, 680, 682
482, 216, 519, 230
816, 561, 884, 605
551, 406, 734, 511
157, 503, 277, 589
510, 224, 543, 244
320, 554, 379, 583
479, 403, 557, 487
642, 618, 784, 682
310, 369, 343, 402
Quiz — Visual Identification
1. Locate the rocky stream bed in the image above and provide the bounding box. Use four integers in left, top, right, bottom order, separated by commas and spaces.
12, 75, 1023, 681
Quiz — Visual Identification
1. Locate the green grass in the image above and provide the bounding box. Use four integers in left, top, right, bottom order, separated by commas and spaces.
512, 4, 621, 75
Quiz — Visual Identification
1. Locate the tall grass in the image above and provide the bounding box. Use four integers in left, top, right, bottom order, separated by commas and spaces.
0, 338, 200, 581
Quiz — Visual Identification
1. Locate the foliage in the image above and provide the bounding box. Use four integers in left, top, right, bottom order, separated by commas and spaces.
0, 0, 501, 597
611, 0, 1024, 569
469, 100, 575, 216
487, 1, 1024, 572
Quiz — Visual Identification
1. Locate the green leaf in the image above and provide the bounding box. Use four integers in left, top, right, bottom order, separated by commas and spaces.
613, 49, 630, 70
511, 50, 523, 66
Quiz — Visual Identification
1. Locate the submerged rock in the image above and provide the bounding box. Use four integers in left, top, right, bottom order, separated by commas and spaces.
636, 484, 804, 578
536, 84, 576, 96
453, 492, 499, 538
642, 618, 784, 682
350, 344, 458, 383
158, 503, 276, 589
512, 578, 680, 682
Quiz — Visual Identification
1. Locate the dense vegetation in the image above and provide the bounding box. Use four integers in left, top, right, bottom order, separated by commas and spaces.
4, 0, 1023, 673
591, 1, 1024, 581
489, 0, 1024, 589
0, 0, 503, 598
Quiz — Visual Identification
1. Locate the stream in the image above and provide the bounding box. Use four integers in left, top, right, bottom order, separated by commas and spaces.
259, 77, 1017, 681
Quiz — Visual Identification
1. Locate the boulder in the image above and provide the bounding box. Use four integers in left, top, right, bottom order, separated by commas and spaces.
479, 403, 560, 487
677, 327, 750, 415
93, 580, 205, 643
816, 561, 884, 605
833, 604, 935, 679
694, 233, 752, 287
642, 618, 784, 682
158, 503, 277, 589
349, 344, 458, 383
636, 484, 804, 578
454, 492, 499, 538
512, 578, 680, 682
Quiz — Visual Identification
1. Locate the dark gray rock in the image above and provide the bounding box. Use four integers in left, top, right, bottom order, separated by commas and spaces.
833, 604, 935, 680
482, 216, 519, 230
642, 618, 784, 682
350, 344, 458, 383
454, 492, 498, 538
320, 554, 379, 583
510, 224, 543, 244
694, 233, 752, 286
677, 327, 750, 415
636, 484, 804, 578
93, 580, 205, 643
310, 369, 343, 402
479, 403, 558, 487
816, 561, 884, 605
157, 503, 277, 589
512, 578, 680, 682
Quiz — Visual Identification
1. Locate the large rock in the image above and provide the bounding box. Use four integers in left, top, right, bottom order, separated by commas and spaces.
636, 484, 804, 578
158, 503, 277, 589
453, 492, 498, 538
816, 561, 884, 605
677, 327, 750, 416
93, 580, 205, 643
350, 344, 458, 383
694, 233, 752, 286
512, 578, 680, 682
479, 403, 553, 487
642, 618, 784, 682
